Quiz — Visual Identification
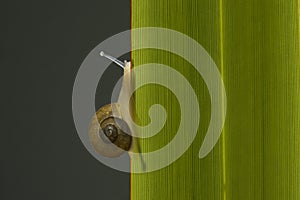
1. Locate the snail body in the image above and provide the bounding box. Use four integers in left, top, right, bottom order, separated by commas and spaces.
89, 53, 134, 158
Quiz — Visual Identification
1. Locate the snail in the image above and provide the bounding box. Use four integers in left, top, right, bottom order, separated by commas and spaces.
89, 51, 140, 158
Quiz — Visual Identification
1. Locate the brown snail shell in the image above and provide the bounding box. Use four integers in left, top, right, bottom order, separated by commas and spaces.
89, 103, 132, 157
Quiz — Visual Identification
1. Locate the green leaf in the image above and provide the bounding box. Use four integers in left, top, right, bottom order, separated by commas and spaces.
131, 0, 300, 199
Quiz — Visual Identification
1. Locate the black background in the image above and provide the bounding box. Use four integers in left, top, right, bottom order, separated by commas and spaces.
1, 0, 130, 199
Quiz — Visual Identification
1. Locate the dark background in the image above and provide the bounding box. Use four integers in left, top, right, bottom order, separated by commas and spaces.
1, 0, 131, 199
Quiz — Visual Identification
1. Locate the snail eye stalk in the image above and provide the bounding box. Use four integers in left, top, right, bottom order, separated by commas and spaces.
100, 51, 125, 69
